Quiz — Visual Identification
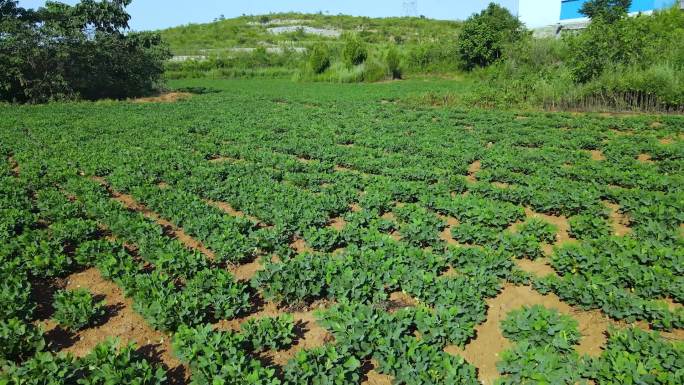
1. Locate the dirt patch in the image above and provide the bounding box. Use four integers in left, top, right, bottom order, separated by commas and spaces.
467, 160, 481, 183
334, 165, 353, 172
650, 121, 663, 128
589, 150, 606, 161
603, 201, 631, 236
514, 258, 557, 277
45, 268, 185, 379
445, 284, 610, 385
91, 177, 216, 259
387, 291, 419, 311
133, 92, 191, 104
205, 199, 261, 223
291, 238, 313, 254
637, 153, 654, 163
297, 156, 314, 164
215, 301, 333, 367
659, 137, 674, 145
350, 203, 362, 212
361, 360, 394, 385
207, 156, 241, 164
8, 156, 19, 177
524, 207, 573, 246
438, 214, 460, 246
231, 259, 264, 282
329, 217, 346, 231
491, 181, 510, 189
609, 128, 634, 136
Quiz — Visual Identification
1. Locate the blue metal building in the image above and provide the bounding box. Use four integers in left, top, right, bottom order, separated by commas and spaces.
560, 0, 677, 20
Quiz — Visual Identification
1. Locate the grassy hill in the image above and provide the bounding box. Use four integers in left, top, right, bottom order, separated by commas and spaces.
160, 12, 461, 55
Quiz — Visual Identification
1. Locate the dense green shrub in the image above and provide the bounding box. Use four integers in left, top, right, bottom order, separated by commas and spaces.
342, 37, 368, 66
0, 0, 171, 103
457, 3, 525, 70
386, 46, 402, 79
308, 44, 331, 74
52, 289, 106, 332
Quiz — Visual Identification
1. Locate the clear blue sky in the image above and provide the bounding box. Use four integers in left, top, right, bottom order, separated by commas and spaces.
18, 0, 561, 30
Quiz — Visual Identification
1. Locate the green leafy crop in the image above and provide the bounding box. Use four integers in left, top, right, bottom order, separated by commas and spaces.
241, 314, 296, 351
52, 289, 106, 332
501, 305, 581, 352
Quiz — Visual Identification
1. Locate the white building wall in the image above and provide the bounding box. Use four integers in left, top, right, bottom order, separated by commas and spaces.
517, 0, 562, 27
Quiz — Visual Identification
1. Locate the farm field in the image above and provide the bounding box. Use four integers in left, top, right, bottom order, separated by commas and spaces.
1, 78, 683, 384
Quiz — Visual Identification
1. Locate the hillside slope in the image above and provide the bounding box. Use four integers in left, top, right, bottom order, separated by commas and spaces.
160, 12, 461, 55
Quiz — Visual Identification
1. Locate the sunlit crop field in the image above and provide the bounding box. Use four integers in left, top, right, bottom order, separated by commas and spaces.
1, 79, 682, 385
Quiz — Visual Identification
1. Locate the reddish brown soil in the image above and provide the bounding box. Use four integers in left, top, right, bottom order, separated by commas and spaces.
514, 258, 557, 277
8, 156, 19, 176
637, 153, 654, 163
43, 268, 186, 380
334, 165, 353, 172
91, 177, 216, 259
215, 301, 333, 367
445, 284, 611, 385
291, 238, 313, 254
329, 217, 346, 231
603, 201, 632, 236
205, 199, 261, 223
524, 207, 573, 246
361, 360, 393, 385
467, 160, 481, 183
231, 259, 264, 282
589, 150, 606, 161
438, 214, 461, 246
388, 291, 419, 311
133, 92, 191, 103
207, 156, 242, 164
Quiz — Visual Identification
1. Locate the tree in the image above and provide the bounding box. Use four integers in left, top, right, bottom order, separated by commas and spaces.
342, 36, 368, 66
0, 0, 171, 103
308, 44, 331, 74
457, 3, 525, 70
580, 0, 632, 23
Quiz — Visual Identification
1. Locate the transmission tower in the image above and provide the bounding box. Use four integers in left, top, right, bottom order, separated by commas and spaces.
402, 0, 418, 17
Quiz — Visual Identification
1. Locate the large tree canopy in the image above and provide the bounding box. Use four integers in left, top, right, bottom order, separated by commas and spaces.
0, 0, 171, 103
580, 0, 632, 23
457, 3, 525, 70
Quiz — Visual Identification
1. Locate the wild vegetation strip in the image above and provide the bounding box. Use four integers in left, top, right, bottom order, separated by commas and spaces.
1, 78, 682, 384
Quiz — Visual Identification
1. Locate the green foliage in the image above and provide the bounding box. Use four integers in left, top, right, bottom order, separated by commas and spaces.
568, 215, 612, 239
342, 37, 368, 66
77, 339, 167, 385
586, 327, 684, 385
0, 318, 45, 363
457, 3, 525, 70
374, 335, 479, 385
241, 314, 296, 351
308, 44, 331, 74
386, 46, 402, 79
0, 0, 171, 103
496, 342, 589, 385
1, 340, 166, 385
172, 324, 280, 385
580, 0, 632, 23
283, 346, 362, 385
52, 289, 106, 332
501, 305, 581, 352
517, 218, 557, 244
